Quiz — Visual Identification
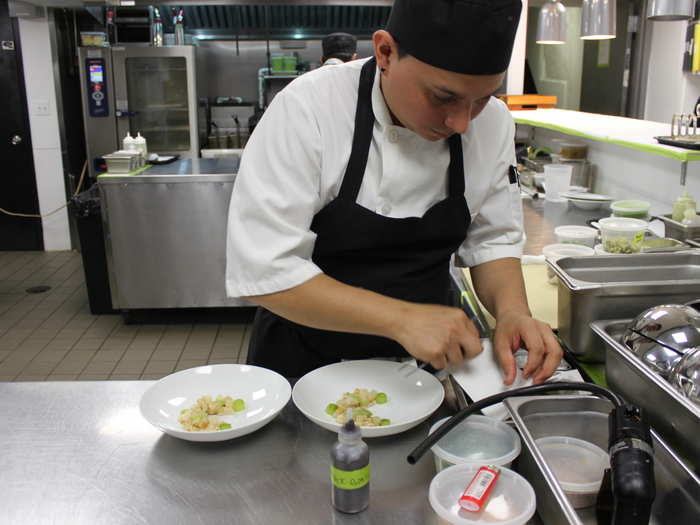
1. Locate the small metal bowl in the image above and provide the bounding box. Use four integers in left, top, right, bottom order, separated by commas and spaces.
670, 347, 700, 405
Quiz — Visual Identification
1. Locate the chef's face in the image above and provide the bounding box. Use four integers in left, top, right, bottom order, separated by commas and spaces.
373, 30, 505, 141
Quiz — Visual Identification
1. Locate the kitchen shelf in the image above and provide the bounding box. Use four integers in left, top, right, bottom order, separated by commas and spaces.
512, 108, 700, 163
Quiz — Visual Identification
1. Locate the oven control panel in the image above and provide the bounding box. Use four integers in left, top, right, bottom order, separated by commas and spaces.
85, 58, 109, 117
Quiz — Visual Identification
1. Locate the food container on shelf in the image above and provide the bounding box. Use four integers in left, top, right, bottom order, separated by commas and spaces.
594, 217, 648, 254
535, 436, 609, 509
428, 463, 536, 525
80, 31, 107, 47
542, 244, 595, 283
554, 225, 598, 248
556, 141, 588, 160
610, 200, 651, 220
428, 415, 521, 473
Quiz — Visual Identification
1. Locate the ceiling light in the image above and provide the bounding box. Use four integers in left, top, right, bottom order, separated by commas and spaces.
536, 0, 567, 45
581, 0, 616, 40
647, 0, 695, 21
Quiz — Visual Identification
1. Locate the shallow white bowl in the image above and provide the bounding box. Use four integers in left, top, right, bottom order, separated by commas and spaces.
568, 198, 606, 211
292, 360, 444, 437
140, 364, 291, 442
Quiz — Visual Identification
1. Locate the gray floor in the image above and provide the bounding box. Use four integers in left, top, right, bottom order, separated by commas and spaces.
0, 250, 252, 381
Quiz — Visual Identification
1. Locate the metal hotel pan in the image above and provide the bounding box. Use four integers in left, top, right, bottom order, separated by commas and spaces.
547, 252, 700, 362
591, 319, 700, 470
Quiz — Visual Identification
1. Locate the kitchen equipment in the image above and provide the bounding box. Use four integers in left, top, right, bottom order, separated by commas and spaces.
139, 364, 291, 442
560, 191, 612, 211
428, 463, 536, 525
542, 244, 595, 283
669, 346, 700, 404
505, 395, 700, 525
591, 319, 700, 467
292, 360, 444, 437
622, 303, 700, 377
102, 151, 142, 173
656, 212, 700, 241
595, 217, 648, 254
544, 164, 573, 202
78, 46, 207, 177
610, 200, 651, 219
534, 436, 609, 509
554, 225, 598, 248
557, 141, 588, 160
428, 415, 521, 472
548, 252, 700, 361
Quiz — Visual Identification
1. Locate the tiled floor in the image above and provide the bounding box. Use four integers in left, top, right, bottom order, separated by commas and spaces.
0, 250, 253, 381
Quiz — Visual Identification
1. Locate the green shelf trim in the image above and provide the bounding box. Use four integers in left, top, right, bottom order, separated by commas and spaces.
513, 117, 700, 163
97, 164, 152, 179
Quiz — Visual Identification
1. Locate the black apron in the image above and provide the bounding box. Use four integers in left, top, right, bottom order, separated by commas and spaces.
247, 58, 471, 377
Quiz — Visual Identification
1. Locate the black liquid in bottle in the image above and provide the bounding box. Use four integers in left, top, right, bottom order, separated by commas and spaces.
330, 419, 369, 513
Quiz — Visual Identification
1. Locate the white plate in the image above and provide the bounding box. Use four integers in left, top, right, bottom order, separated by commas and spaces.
292, 360, 444, 437
139, 364, 291, 442
561, 191, 612, 202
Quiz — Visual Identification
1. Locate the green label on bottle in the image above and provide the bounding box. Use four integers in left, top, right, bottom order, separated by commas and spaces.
331, 465, 370, 490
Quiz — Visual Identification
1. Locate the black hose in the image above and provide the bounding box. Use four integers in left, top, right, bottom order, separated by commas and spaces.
407, 381, 623, 465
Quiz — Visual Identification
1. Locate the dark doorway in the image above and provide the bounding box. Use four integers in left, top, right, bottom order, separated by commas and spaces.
0, 0, 43, 250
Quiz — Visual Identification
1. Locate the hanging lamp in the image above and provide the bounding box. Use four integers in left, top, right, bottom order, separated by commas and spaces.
536, 0, 567, 45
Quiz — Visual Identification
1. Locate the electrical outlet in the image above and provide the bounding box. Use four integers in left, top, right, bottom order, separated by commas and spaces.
33, 100, 50, 116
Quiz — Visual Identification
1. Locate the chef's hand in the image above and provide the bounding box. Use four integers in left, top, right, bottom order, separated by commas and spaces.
493, 311, 562, 385
393, 304, 483, 370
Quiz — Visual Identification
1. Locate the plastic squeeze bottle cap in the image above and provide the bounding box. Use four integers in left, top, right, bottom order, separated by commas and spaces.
339, 419, 362, 444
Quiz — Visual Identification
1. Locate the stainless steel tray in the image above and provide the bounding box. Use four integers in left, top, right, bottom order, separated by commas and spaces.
548, 252, 700, 362
654, 213, 700, 242
505, 395, 700, 525
591, 319, 700, 470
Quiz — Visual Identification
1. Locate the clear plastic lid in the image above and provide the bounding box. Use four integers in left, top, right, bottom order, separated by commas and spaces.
535, 436, 609, 493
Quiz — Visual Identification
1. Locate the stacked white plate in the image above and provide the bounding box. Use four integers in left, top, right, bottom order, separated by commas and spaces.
561, 191, 613, 210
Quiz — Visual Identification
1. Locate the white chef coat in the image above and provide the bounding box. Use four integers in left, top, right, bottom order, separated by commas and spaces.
226, 57, 524, 298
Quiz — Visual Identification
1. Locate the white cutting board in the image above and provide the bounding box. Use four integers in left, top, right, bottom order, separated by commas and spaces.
449, 338, 532, 419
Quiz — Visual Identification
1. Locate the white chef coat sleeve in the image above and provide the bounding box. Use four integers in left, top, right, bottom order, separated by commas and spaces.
456, 108, 525, 268
225, 83, 325, 298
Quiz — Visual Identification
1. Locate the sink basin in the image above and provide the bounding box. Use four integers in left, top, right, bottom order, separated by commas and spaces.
504, 396, 700, 525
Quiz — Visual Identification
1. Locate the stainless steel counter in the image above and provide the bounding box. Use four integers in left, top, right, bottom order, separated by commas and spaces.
0, 380, 444, 525
521, 197, 603, 255
98, 157, 247, 309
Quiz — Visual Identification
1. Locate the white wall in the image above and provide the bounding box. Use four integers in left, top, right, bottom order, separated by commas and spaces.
17, 11, 71, 251
644, 20, 700, 122
507, 0, 529, 95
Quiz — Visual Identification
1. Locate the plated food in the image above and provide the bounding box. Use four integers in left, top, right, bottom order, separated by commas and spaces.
179, 395, 246, 431
292, 360, 443, 437
325, 388, 390, 426
140, 364, 291, 442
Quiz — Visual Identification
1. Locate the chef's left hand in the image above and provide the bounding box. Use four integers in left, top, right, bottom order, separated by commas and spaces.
493, 311, 563, 386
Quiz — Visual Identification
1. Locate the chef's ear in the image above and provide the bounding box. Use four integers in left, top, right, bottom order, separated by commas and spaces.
372, 30, 398, 73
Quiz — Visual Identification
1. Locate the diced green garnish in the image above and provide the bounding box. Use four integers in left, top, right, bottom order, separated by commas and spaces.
218, 423, 232, 430
180, 409, 187, 414
375, 392, 388, 404
233, 398, 245, 412
325, 403, 338, 416
379, 419, 391, 426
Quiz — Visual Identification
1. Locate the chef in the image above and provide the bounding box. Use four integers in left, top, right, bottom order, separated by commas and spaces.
226, 0, 563, 382
321, 32, 358, 66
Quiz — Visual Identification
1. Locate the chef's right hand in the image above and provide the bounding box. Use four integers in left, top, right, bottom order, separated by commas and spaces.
392, 304, 483, 369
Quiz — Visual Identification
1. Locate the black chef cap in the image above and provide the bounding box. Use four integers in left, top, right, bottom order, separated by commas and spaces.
322, 32, 358, 62
386, 0, 522, 75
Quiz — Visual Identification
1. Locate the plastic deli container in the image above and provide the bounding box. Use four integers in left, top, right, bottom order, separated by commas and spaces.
610, 200, 651, 220
535, 436, 609, 509
429, 463, 537, 525
429, 415, 521, 473
554, 225, 598, 248
595, 217, 648, 254
542, 244, 595, 283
